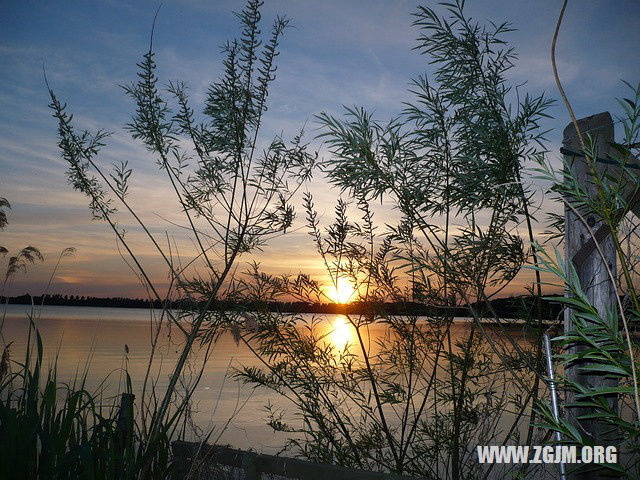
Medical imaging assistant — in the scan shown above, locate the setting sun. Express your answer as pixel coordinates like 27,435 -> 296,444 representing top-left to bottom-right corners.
326,277 -> 356,304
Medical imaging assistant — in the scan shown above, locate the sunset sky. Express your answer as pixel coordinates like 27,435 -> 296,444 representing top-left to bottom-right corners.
1,0 -> 639,298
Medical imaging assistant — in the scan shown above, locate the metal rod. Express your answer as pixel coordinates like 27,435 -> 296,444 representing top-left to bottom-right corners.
544,333 -> 566,480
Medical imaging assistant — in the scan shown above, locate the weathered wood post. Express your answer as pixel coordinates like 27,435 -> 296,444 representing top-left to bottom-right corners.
563,112 -> 617,479
115,393 -> 135,479
242,451 -> 260,480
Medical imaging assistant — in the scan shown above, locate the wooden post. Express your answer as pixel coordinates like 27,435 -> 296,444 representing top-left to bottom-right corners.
563,112 -> 617,478
115,393 -> 135,479
242,451 -> 260,480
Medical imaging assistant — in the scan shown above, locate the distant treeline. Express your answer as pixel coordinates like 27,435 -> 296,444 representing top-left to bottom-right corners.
1,293 -> 563,320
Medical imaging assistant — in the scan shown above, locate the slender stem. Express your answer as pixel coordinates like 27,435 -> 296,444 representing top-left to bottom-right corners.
552,0 -> 584,149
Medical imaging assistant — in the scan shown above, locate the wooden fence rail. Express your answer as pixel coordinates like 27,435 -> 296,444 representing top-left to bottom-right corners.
171,441 -> 419,480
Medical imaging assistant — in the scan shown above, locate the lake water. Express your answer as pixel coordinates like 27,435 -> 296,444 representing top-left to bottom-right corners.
0,304 -> 534,458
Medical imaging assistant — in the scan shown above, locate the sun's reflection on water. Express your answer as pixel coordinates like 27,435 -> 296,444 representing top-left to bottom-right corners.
327,315 -> 357,352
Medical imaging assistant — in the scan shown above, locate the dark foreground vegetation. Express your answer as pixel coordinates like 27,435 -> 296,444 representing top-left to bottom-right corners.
1,319 -> 174,479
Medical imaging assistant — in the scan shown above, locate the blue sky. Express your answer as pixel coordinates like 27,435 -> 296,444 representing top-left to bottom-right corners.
1,0 -> 639,297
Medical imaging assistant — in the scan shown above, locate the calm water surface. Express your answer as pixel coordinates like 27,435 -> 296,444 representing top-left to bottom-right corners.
0,304 -> 531,456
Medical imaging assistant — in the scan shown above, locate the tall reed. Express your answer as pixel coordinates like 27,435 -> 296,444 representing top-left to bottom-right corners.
0,314 -> 172,479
